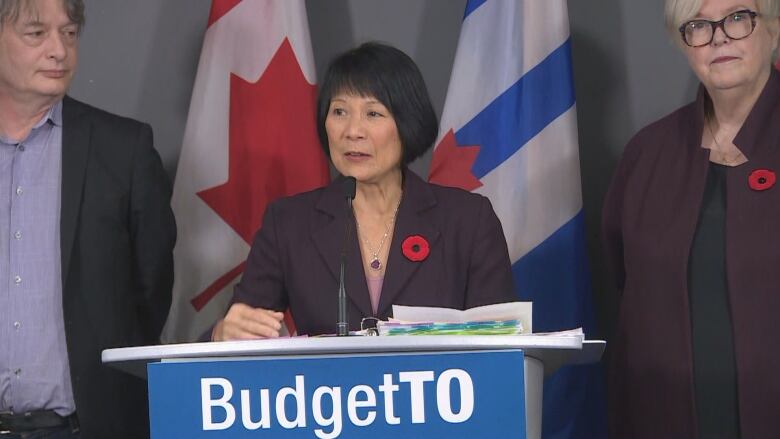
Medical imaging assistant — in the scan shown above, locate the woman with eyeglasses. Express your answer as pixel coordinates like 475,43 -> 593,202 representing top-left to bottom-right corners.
602,0 -> 780,437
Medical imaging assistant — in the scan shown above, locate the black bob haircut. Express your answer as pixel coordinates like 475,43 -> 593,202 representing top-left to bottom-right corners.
316,42 -> 439,166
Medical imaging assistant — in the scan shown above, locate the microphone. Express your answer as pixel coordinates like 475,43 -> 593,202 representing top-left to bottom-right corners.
337,176 -> 357,336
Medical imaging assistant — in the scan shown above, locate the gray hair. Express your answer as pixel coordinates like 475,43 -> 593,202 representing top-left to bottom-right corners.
665,0 -> 780,61
0,0 -> 85,30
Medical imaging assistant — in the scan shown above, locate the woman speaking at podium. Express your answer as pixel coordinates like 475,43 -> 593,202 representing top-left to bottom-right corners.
212,42 -> 516,340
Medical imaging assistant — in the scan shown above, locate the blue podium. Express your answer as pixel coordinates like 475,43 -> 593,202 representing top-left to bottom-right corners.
103,335 -> 604,439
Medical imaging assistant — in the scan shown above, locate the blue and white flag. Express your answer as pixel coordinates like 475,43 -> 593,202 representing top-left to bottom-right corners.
429,1 -> 606,437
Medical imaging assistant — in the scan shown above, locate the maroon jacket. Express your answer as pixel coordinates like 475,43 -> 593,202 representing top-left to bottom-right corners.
602,70 -> 780,438
233,170 -> 516,336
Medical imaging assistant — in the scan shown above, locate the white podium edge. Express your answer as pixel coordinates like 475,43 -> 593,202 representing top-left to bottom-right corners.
102,335 -> 605,379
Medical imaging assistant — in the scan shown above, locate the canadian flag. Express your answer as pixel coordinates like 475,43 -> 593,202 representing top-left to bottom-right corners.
162,0 -> 329,343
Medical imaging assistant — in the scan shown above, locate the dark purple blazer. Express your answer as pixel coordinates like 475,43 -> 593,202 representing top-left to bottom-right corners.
602,70 -> 780,438
233,170 -> 516,336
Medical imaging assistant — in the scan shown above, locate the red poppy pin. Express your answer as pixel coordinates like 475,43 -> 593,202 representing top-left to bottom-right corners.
748,169 -> 776,191
402,235 -> 430,262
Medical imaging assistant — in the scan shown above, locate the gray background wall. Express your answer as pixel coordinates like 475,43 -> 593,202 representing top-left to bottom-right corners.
70,0 -> 699,341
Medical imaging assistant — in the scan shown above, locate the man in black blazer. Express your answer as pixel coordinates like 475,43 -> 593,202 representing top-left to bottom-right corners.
0,0 -> 175,437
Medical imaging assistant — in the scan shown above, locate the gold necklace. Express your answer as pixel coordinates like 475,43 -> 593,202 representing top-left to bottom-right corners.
355,193 -> 402,271
706,120 -> 745,166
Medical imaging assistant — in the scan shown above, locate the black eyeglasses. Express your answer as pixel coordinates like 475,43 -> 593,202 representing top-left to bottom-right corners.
678,9 -> 758,47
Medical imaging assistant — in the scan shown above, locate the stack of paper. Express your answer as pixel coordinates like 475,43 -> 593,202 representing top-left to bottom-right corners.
377,302 -> 533,336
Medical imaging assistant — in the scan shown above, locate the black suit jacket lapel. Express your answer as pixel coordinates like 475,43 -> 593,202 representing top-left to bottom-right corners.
311,177 -> 373,317
377,171 -> 439,316
60,96 -> 92,287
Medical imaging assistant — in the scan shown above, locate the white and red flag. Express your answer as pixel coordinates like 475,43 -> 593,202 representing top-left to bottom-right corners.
162,0 -> 329,343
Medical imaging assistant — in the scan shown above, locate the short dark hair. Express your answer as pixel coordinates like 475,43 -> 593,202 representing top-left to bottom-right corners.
316,42 -> 439,166
0,0 -> 85,31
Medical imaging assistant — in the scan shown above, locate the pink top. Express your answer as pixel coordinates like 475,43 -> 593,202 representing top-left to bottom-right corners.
366,275 -> 384,315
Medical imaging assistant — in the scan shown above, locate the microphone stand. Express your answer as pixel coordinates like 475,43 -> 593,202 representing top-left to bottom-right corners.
337,177 -> 356,336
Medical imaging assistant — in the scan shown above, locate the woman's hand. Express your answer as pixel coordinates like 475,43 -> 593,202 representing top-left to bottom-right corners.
212,303 -> 285,341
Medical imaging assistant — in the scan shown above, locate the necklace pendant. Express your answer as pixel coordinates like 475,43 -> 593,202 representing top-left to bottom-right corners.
370,258 -> 382,270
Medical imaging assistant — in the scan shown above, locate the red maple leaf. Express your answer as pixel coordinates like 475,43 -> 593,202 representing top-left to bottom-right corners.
428,129 -> 483,191
208,0 -> 241,27
197,38 -> 329,244
191,38 -> 330,312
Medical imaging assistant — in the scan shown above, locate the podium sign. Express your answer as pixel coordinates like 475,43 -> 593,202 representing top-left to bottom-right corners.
148,349 -> 526,438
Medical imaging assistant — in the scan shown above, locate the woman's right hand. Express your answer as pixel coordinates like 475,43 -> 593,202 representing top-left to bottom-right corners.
212,303 -> 285,341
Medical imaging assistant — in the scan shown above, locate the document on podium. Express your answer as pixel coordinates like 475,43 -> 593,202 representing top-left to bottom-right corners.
379,301 -> 533,336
